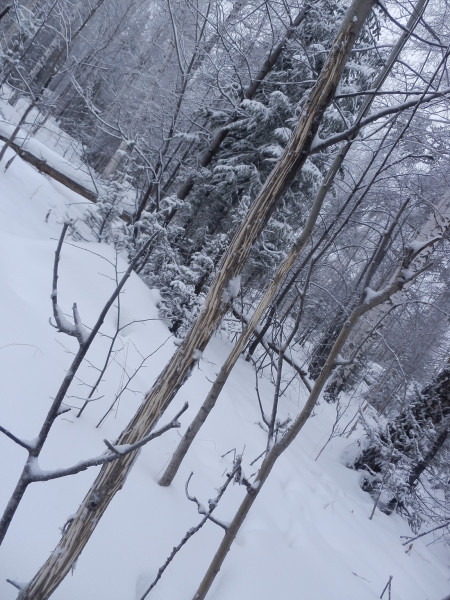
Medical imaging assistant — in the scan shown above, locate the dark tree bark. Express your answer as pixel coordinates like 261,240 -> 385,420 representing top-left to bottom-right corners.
0,5 -> 11,20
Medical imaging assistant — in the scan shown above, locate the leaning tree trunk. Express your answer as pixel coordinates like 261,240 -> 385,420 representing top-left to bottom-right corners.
326,194 -> 450,402
18,2 -> 376,597
247,0 -> 429,366
408,425 -> 448,488
192,218 -> 447,599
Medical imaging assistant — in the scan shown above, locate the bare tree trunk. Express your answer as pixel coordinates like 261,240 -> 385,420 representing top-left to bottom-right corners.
19,3 -> 375,597
326,194 -> 450,400
246,0 -> 429,362
192,219 -> 450,599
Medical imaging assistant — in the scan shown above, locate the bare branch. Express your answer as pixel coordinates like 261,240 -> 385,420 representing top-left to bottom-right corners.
50,222 -> 79,339
139,459 -> 242,600
28,403 -> 188,483
6,579 -> 22,591
311,90 -> 450,154
103,402 -> 189,455
0,425 -> 34,452
401,520 -> 450,545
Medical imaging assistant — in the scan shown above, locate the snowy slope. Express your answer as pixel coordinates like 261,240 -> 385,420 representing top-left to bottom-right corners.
0,141 -> 449,600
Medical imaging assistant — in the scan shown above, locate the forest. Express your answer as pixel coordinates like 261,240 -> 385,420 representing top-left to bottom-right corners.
0,0 -> 449,598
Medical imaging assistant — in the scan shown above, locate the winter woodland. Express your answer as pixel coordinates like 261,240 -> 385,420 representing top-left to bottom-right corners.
0,0 -> 450,598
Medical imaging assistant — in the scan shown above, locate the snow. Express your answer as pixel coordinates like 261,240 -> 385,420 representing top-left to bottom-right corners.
240,99 -> 269,119
26,457 -> 43,479
0,133 -> 449,600
261,143 -> 284,158
53,303 -> 79,337
192,349 -> 203,362
408,238 -> 433,254
273,127 -> 292,143
363,286 -> 384,305
221,274 -> 241,304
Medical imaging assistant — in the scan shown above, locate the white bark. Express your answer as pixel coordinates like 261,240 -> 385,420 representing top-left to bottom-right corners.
193,198 -> 450,599
19,3 -> 377,597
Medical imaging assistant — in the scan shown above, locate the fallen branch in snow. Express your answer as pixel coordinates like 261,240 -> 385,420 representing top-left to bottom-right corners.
0,132 -> 98,203
400,520 -> 450,545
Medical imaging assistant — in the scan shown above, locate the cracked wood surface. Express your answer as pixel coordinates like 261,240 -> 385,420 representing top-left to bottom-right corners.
19,2 -> 376,597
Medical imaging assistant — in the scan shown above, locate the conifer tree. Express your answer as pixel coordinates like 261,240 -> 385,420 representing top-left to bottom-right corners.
355,362 -> 450,522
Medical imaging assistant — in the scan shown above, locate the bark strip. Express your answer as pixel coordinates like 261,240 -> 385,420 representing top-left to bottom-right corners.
19,3 -> 376,597
192,213 -> 450,599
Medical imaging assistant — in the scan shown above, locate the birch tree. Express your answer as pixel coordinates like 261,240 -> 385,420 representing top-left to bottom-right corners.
16,2 -> 377,597
192,195 -> 450,599
157,0 -> 435,486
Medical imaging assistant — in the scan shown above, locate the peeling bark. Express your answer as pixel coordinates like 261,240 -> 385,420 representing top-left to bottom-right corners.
20,2 -> 376,597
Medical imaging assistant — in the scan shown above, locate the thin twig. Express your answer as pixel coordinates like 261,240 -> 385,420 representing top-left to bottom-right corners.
139,458 -> 241,600
380,575 -> 392,599
0,425 -> 34,451
28,403 -> 189,482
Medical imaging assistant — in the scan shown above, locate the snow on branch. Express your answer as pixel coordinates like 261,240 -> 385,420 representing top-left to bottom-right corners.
0,425 -> 35,452
25,403 -> 188,483
137,458 -> 242,600
361,196 -> 450,310
50,222 -> 89,346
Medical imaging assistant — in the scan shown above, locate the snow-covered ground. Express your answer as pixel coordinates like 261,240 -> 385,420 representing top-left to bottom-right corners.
0,131 -> 449,599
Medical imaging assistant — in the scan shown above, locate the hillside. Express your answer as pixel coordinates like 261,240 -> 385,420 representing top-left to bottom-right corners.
0,130 -> 449,599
